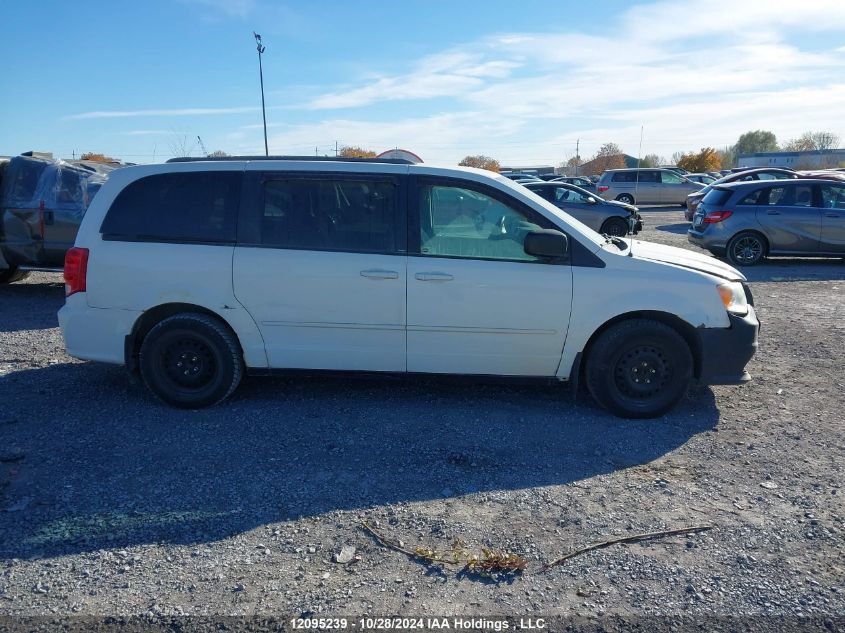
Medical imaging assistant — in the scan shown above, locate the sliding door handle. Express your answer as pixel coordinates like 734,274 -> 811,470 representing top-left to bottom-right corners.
360,269 -> 398,280
415,272 -> 454,282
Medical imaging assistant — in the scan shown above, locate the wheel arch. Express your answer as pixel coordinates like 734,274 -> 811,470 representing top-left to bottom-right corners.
124,302 -> 243,374
576,310 -> 703,382
729,229 -> 770,256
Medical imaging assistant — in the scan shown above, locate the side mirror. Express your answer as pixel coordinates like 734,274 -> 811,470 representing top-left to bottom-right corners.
524,229 -> 568,259
587,196 -> 598,204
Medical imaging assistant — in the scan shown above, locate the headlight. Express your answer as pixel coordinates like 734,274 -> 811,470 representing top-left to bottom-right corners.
717,282 -> 748,316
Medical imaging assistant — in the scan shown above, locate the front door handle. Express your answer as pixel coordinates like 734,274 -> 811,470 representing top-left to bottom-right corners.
825,212 -> 841,218
360,269 -> 398,280
766,210 -> 781,215
415,272 -> 454,282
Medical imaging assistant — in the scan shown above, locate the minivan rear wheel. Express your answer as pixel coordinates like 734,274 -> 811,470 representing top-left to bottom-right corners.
600,217 -> 629,237
616,194 -> 635,205
0,266 -> 30,284
586,319 -> 693,419
139,312 -> 243,409
726,231 -> 766,266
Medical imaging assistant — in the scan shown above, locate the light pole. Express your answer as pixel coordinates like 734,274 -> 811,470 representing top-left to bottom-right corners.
253,32 -> 268,156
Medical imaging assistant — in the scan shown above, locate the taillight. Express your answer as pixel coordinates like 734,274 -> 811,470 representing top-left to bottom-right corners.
702,210 -> 733,224
597,185 -> 609,193
64,247 -> 89,296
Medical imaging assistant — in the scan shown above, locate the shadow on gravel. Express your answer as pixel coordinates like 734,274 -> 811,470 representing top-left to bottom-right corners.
0,362 -> 719,560
0,280 -> 64,332
654,223 -> 691,235
740,259 -> 845,283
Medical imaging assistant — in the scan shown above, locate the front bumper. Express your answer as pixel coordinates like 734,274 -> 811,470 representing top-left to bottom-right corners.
696,306 -> 759,385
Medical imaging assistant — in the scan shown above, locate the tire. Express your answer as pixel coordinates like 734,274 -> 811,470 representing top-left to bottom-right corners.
0,266 -> 30,284
139,312 -> 243,409
586,319 -> 693,419
726,231 -> 766,267
600,217 -> 629,237
616,194 -> 635,205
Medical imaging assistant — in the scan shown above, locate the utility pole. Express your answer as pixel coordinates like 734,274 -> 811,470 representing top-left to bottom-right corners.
335,141 -> 338,157
575,139 -> 580,175
253,32 -> 269,157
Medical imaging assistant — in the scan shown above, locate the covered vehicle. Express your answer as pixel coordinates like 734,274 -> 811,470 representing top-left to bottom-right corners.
0,155 -> 112,282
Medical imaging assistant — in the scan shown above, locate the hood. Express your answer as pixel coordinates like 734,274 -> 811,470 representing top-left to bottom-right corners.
606,200 -> 639,213
626,240 -> 746,281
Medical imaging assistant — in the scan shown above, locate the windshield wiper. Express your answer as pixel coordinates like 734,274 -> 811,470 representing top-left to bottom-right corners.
602,234 -> 629,251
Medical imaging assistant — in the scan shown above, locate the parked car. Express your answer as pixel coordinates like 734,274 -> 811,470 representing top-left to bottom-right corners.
552,176 -> 596,191
0,154 -> 113,283
596,168 -> 703,206
509,174 -> 543,183
59,156 -> 758,418
797,170 -> 845,182
660,166 -> 689,175
707,171 -> 723,179
523,181 -> 642,236
684,168 -> 799,221
687,179 -> 845,266
684,173 -> 717,185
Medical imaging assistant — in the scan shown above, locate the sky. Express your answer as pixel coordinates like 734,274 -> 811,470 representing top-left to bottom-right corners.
1,0 -> 844,166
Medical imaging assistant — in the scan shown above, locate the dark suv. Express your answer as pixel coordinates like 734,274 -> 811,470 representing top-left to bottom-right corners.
687,179 -> 845,265
0,155 -> 112,282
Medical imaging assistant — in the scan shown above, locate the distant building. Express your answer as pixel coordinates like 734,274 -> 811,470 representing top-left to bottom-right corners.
737,148 -> 845,169
500,164 -> 555,177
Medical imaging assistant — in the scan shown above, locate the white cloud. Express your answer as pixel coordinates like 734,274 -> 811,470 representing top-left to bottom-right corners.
287,0 -> 845,162
123,130 -> 171,136
65,106 -> 260,120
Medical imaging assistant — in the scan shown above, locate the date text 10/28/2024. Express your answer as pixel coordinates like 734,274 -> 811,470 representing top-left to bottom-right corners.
291,618 -> 547,631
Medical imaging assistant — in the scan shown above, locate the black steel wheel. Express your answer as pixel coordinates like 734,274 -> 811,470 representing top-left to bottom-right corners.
600,217 -> 629,237
139,312 -> 243,408
726,231 -> 766,266
586,319 -> 692,419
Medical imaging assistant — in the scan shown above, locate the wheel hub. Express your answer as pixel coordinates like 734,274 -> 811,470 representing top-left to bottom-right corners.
163,339 -> 215,389
614,346 -> 671,399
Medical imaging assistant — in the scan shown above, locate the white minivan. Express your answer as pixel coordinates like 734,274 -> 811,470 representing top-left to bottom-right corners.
59,157 -> 759,418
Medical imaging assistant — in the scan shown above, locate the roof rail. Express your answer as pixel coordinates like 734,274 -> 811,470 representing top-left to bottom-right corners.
166,155 -> 414,165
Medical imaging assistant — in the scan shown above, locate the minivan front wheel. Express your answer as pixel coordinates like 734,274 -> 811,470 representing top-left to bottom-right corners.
616,194 -> 635,205
586,319 -> 692,419
726,231 -> 766,266
139,312 -> 243,408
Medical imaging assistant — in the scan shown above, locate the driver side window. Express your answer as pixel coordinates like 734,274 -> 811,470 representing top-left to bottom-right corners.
418,184 -> 543,261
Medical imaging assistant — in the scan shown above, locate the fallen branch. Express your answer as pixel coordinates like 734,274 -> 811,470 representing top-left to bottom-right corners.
362,520 -> 461,567
362,521 -> 527,575
541,525 -> 714,572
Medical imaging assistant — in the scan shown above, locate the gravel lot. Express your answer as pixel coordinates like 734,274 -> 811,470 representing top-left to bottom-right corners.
1,208 -> 843,625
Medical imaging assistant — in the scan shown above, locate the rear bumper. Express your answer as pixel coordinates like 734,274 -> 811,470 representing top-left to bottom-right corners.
687,229 -> 726,256
697,307 -> 759,385
58,294 -> 140,365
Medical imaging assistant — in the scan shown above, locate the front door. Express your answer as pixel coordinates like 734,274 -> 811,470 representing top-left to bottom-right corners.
406,177 -> 572,376
233,172 -> 407,371
820,183 -> 845,253
755,183 -> 822,253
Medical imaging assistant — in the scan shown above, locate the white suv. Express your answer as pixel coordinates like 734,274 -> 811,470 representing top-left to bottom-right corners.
59,157 -> 759,418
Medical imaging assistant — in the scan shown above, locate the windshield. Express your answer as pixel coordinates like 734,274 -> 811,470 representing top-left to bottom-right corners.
495,177 -> 606,247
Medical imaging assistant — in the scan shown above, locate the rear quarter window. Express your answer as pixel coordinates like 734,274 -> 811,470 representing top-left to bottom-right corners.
100,171 -> 241,243
611,172 -> 636,183
701,188 -> 732,206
